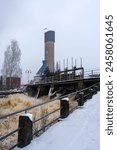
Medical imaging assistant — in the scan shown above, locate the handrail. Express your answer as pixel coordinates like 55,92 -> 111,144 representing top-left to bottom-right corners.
33,108 -> 61,124
0,98 -> 57,120
9,144 -> 18,150
0,128 -> 20,141
0,82 -> 100,120
33,117 -> 60,136
0,82 -> 100,149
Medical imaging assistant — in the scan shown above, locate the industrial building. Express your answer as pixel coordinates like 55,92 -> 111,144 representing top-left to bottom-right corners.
45,30 -> 55,72
35,30 -> 55,82
0,76 -> 21,90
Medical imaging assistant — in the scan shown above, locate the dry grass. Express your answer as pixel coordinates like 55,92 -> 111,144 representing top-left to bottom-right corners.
0,93 -> 77,149
69,95 -> 78,111
0,94 -> 37,116
0,94 -> 60,150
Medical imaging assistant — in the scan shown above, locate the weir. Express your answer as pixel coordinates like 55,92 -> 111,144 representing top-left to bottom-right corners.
26,68 -> 100,97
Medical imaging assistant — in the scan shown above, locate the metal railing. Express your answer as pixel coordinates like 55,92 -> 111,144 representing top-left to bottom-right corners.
84,69 -> 100,79
0,98 -> 61,149
34,69 -> 100,84
0,82 -> 100,149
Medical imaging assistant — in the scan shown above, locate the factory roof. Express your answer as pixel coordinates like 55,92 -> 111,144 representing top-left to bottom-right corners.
36,60 -> 48,76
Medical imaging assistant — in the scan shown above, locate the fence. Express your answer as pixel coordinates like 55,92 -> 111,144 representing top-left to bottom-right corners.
84,69 -> 100,79
0,82 -> 100,149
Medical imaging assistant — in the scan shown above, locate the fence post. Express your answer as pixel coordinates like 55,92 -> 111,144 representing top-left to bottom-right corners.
88,88 -> 93,99
96,84 -> 100,92
18,113 -> 33,148
93,86 -> 98,94
78,92 -> 84,106
98,84 -> 100,91
60,97 -> 69,118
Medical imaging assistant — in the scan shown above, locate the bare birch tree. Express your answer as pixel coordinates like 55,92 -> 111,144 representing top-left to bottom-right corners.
2,40 -> 22,77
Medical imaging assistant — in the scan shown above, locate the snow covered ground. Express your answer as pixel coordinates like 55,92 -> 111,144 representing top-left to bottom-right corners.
16,92 -> 100,150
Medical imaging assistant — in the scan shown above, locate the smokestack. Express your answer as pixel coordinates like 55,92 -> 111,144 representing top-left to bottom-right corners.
44,30 -> 55,72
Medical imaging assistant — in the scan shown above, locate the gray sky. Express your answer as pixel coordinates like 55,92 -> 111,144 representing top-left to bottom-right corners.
0,0 -> 99,84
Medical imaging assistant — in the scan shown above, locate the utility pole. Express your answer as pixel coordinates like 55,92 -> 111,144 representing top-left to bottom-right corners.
80,57 -> 83,67
66,58 -> 68,69
71,57 -> 73,69
75,59 -> 77,67
63,59 -> 65,70
25,69 -> 31,84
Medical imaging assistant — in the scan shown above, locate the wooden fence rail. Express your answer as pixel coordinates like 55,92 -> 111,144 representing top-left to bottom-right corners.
0,82 -> 100,149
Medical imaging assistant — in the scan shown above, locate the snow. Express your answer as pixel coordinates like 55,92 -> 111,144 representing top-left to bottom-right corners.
22,113 -> 33,121
16,92 -> 100,150
61,97 -> 69,101
79,92 -> 84,94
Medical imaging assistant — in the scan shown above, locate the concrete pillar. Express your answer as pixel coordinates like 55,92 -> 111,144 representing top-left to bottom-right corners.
93,86 -> 98,94
78,92 -> 84,106
18,114 -> 33,148
60,97 -> 69,118
88,88 -> 93,99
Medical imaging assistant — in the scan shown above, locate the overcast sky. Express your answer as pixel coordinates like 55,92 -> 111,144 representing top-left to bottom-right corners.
0,0 -> 99,84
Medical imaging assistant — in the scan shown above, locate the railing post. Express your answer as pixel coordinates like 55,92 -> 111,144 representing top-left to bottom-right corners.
85,89 -> 90,101
78,92 -> 84,106
93,86 -> 98,94
18,113 -> 33,148
97,83 -> 100,91
60,97 -> 69,118
88,88 -> 93,99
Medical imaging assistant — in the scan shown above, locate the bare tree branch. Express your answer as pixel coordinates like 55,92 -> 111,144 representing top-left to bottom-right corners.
2,40 -> 22,78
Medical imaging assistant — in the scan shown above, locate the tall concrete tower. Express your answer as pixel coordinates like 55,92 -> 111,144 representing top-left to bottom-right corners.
45,30 -> 55,72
